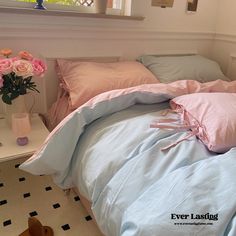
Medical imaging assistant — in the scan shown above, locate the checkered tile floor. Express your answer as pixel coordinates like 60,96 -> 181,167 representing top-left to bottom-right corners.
0,157 -> 102,236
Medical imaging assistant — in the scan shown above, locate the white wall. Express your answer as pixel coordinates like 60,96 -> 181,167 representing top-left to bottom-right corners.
0,0 -> 220,113
132,0 -> 218,32
215,0 -> 236,34
212,0 -> 236,75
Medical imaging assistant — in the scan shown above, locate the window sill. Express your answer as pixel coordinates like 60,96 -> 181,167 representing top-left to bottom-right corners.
0,6 -> 145,21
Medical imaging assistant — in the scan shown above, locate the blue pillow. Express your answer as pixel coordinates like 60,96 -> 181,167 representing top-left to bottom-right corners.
137,55 -> 228,83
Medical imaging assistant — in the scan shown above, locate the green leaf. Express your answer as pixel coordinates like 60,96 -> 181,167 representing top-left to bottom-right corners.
19,87 -> 27,95
10,92 -> 19,100
2,93 -> 12,105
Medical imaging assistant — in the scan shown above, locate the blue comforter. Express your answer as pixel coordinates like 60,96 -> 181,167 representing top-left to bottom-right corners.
20,81 -> 236,236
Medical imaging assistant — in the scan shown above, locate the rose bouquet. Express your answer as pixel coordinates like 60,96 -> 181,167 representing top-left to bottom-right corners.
0,49 -> 47,104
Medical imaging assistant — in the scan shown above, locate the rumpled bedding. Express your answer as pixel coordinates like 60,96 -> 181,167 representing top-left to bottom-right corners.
20,79 -> 236,236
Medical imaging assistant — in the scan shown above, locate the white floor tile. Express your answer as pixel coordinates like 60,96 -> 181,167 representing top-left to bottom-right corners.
0,157 -> 102,236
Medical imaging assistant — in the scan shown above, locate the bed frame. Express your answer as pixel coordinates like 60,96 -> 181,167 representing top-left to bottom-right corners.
44,51 -> 236,235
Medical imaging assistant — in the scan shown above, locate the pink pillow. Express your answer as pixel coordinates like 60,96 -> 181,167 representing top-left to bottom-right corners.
56,60 -> 159,109
170,93 -> 236,153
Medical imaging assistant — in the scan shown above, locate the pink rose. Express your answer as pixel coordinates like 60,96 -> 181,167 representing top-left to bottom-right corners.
0,58 -> 13,75
11,57 -> 19,62
13,60 -> 33,78
0,74 -> 3,88
18,51 -> 33,61
32,59 -> 47,77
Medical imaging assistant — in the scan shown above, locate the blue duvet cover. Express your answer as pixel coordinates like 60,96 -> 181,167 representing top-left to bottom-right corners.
20,81 -> 236,236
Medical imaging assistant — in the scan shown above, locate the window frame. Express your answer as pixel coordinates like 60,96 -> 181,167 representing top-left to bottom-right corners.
0,0 -> 131,16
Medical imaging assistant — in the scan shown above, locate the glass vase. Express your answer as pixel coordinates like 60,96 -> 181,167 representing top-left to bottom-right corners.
4,96 -> 28,127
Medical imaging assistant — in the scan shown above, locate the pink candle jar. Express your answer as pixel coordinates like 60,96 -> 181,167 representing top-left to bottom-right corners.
12,113 -> 31,146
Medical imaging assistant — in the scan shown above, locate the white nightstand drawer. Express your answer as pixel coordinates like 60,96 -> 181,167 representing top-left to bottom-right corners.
0,114 -> 49,162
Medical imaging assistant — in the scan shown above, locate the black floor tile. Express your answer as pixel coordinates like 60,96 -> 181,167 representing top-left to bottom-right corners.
85,215 -> 92,221
53,203 -> 61,209
3,219 -> 11,227
15,164 -> 20,168
0,200 -> 7,206
19,177 -> 26,182
61,224 -> 70,231
45,186 -> 52,191
29,211 -> 38,217
74,196 -> 80,201
23,193 -> 31,198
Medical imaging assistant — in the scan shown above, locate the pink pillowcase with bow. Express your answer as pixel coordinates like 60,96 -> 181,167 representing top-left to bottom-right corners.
170,93 -> 236,153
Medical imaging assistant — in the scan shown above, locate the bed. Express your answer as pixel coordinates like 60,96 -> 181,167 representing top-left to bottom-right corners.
20,54 -> 236,236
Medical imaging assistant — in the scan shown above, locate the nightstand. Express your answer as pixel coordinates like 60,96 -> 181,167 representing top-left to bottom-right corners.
0,114 -> 49,162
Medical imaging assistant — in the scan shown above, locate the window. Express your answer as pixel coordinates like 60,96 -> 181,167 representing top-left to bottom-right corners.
0,0 -> 131,16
